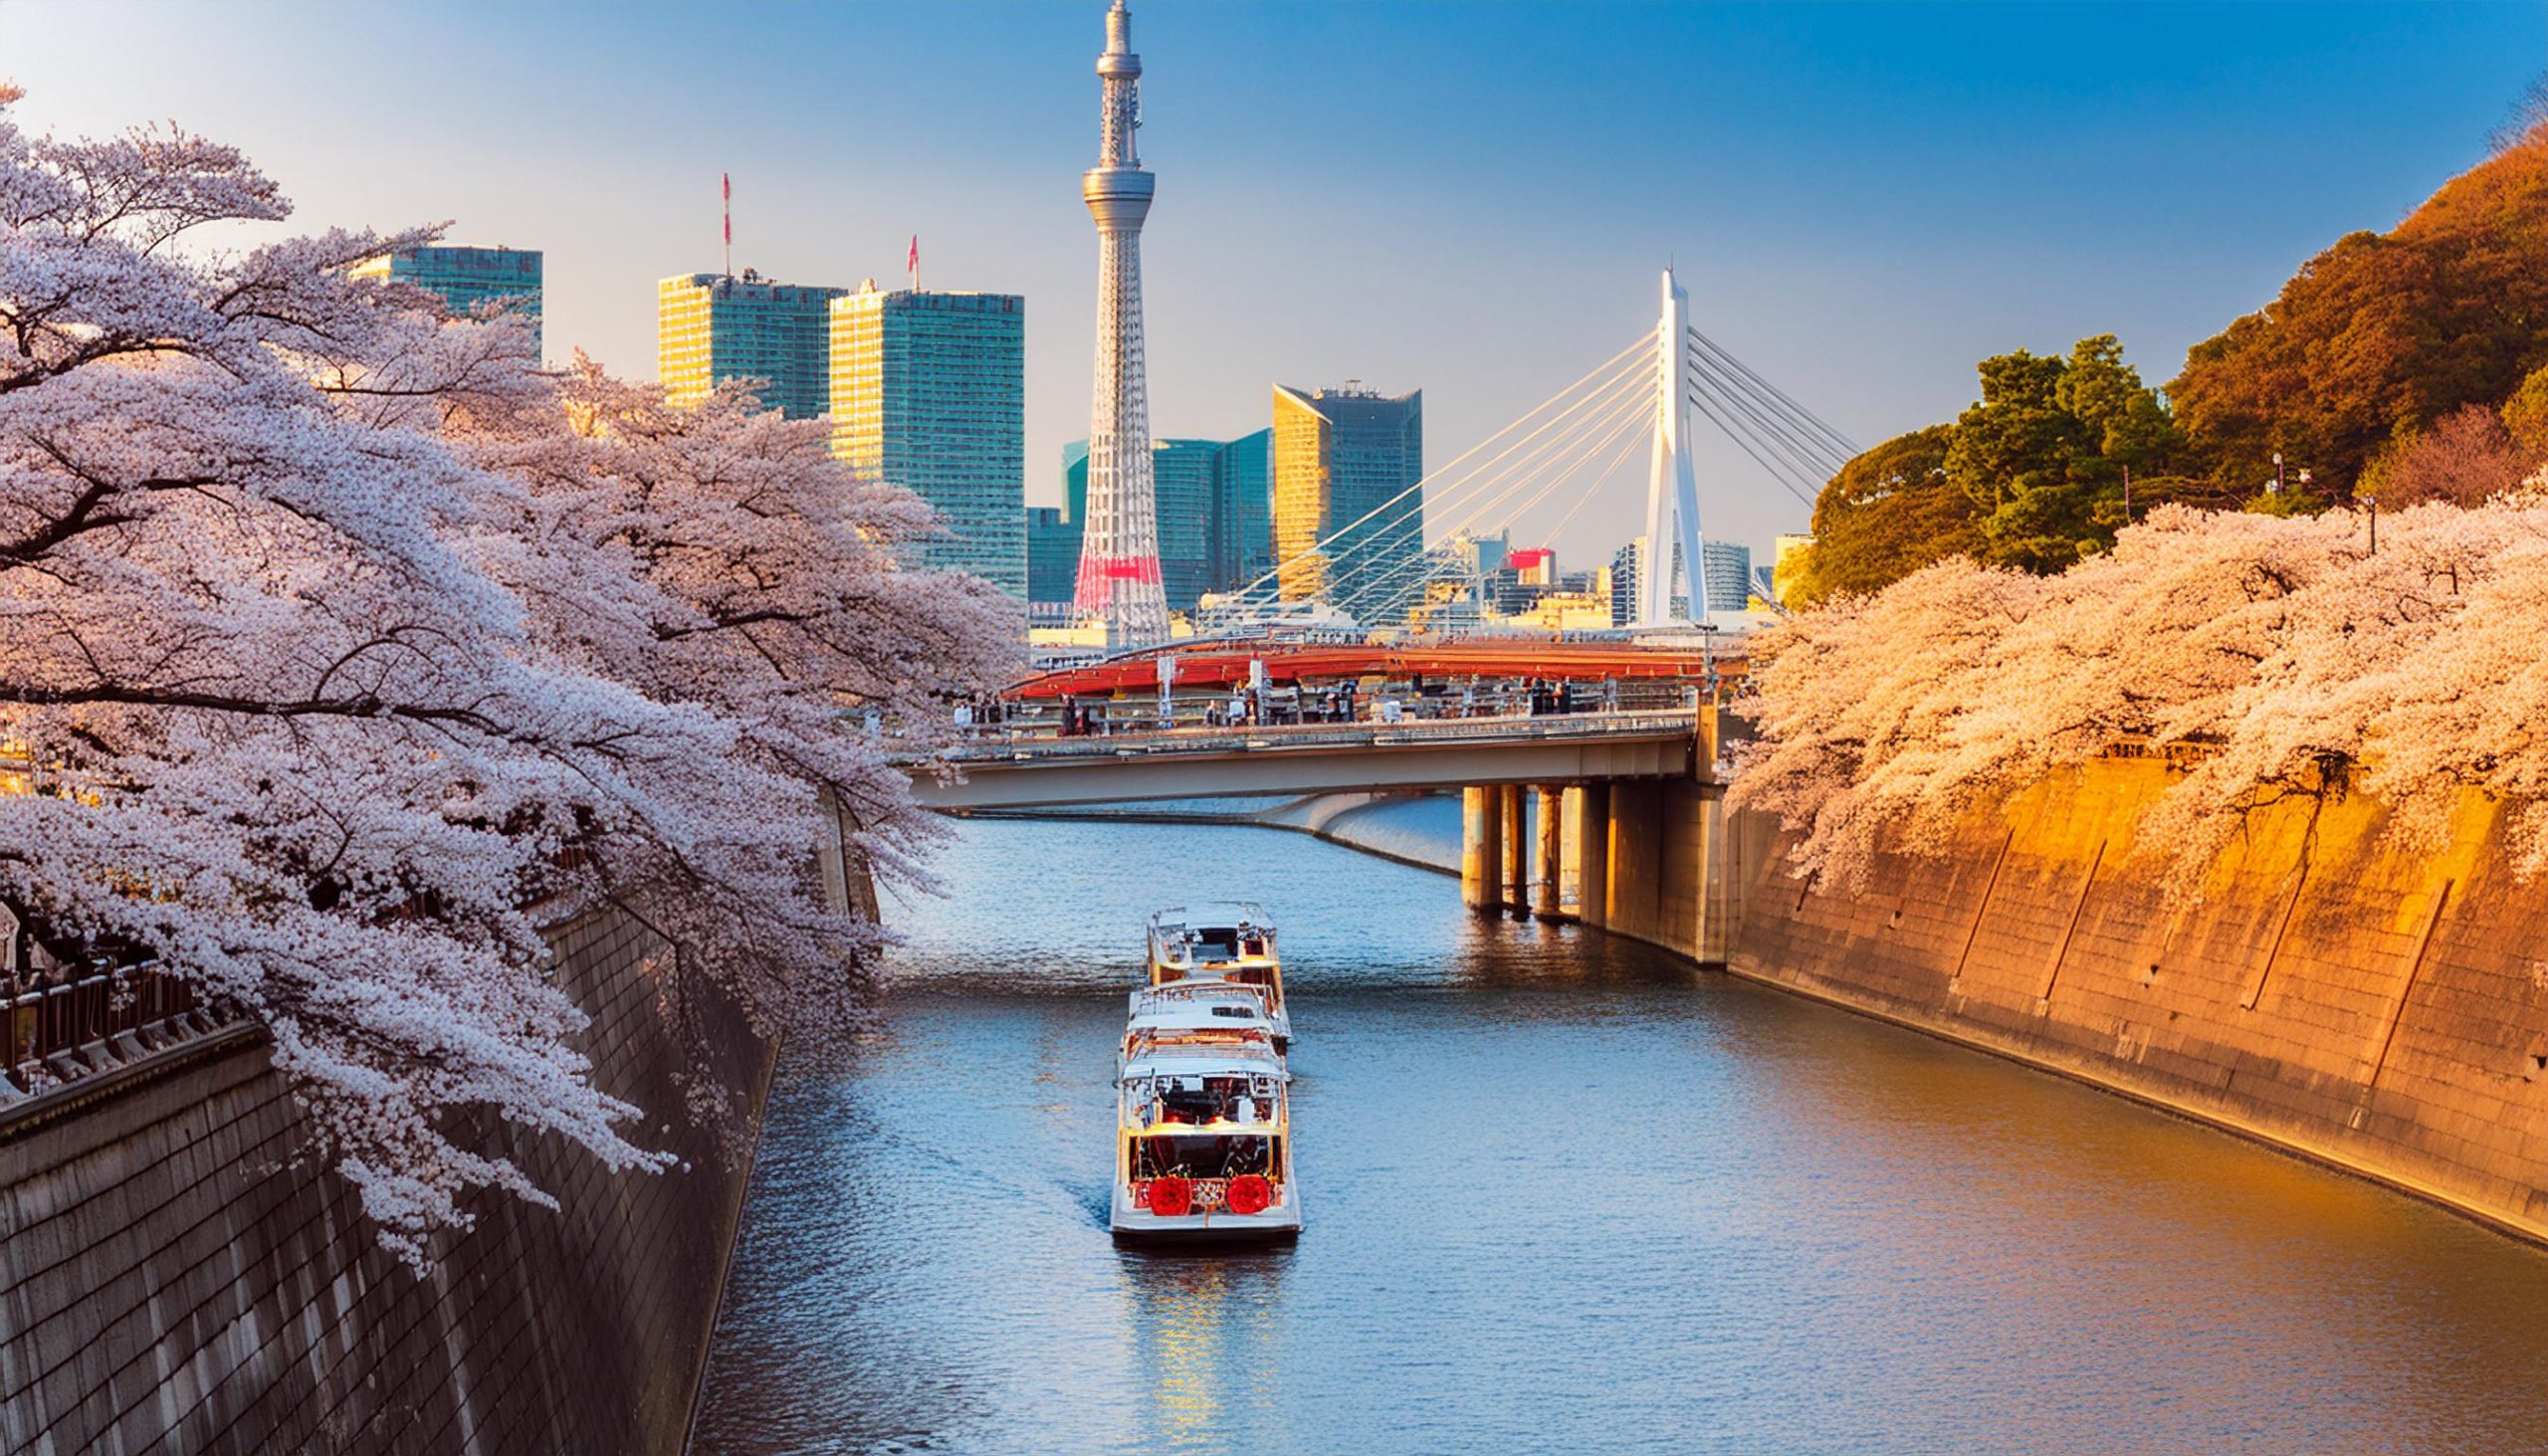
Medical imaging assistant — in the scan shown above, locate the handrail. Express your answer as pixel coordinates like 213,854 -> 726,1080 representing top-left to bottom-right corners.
924,707 -> 1701,767
2,960 -> 244,1098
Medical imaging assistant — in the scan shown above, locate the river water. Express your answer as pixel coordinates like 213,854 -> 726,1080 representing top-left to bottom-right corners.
692,808 -> 2548,1456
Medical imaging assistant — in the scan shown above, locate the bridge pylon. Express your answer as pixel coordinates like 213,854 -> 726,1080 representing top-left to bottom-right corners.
1635,267 -> 1706,628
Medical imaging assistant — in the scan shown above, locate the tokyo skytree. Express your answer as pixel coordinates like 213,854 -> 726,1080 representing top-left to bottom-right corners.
1072,0 -> 1170,645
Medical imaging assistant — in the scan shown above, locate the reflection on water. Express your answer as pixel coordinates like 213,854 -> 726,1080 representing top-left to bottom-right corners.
692,815 -> 2548,1456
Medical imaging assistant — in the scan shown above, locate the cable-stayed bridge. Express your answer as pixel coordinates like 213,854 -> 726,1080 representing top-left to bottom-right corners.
1201,267 -> 1857,637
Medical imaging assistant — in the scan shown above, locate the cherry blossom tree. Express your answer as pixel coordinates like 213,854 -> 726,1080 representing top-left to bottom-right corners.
0,90 -> 1013,1264
1733,482 -> 2548,895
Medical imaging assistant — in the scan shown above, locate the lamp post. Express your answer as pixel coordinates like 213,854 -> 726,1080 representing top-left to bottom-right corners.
2364,495 -> 2379,555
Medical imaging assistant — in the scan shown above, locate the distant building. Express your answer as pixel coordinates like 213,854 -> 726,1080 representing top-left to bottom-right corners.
658,269 -> 846,420
1610,534 -> 1691,626
352,245 -> 542,355
1700,539 -> 1752,616
1027,506 -> 1083,609
1772,532 -> 1816,605
828,284 -> 1026,597
1209,429 -> 1274,598
1750,563 -> 1779,607
1271,383 -> 1423,625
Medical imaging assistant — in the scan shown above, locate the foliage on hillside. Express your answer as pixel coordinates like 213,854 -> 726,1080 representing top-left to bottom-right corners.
1790,104 -> 2548,601
2171,118 -> 2548,498
0,92 -> 1016,1264
1732,484 -> 2548,893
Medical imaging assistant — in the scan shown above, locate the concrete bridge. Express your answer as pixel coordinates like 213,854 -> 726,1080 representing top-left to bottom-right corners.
913,705 -> 1746,966
912,709 -> 1702,811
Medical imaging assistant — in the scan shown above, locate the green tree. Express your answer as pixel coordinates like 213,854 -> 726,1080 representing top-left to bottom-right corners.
1791,425 -> 1975,604
1945,336 -> 2183,572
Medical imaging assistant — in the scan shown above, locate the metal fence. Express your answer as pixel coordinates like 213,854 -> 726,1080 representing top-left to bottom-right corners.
2,962 -> 234,1097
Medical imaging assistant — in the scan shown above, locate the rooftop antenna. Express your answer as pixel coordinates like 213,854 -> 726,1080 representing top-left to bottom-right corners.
722,172 -> 733,280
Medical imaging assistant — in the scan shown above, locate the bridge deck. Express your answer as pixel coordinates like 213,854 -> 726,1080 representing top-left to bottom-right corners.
910,710 -> 1700,811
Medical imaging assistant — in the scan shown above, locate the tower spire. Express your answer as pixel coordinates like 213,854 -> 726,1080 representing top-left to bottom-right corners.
1072,0 -> 1170,645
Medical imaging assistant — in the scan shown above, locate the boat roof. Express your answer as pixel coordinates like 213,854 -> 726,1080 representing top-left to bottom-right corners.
1148,901 -> 1273,930
1119,1048 -> 1287,1081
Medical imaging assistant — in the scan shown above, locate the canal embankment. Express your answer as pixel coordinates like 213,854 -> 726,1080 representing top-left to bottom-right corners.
1715,754 -> 2548,1248
0,907 -> 773,1454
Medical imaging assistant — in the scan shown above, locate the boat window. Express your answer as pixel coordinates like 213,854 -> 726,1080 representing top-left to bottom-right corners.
1132,1135 -> 1275,1181
1127,1074 -> 1281,1126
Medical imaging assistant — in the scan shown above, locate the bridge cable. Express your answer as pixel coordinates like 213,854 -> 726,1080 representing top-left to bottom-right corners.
1689,328 -> 1861,459
1227,331 -> 1653,608
1688,347 -> 1855,481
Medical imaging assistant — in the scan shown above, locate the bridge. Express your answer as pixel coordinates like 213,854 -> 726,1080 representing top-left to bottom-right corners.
911,709 -> 1701,811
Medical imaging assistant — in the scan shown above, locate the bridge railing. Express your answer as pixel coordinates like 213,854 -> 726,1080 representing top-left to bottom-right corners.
932,706 -> 1702,764
972,678 -> 1703,742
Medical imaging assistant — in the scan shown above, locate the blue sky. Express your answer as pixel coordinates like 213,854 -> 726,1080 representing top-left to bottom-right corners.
5,1 -> 2540,562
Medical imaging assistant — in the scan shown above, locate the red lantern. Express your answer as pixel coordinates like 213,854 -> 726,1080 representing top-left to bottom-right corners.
1148,1175 -> 1192,1217
1225,1173 -> 1273,1216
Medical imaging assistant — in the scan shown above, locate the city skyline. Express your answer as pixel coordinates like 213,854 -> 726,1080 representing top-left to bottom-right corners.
8,2 -> 2537,566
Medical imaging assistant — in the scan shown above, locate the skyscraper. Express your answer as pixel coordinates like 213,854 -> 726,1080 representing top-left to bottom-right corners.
1271,383 -> 1424,626
1072,0 -> 1169,644
1209,429 -> 1273,597
1026,507 -> 1083,608
351,245 -> 542,356
1700,539 -> 1752,616
657,270 -> 844,420
829,284 -> 1027,598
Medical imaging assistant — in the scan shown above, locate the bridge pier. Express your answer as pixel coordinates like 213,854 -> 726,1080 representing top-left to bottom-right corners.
1461,785 -> 1505,912
1532,786 -> 1564,920
1575,782 -> 1610,930
1501,783 -> 1528,913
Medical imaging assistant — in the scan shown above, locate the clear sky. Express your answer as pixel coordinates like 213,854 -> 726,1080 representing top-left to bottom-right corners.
4,0 -> 2541,564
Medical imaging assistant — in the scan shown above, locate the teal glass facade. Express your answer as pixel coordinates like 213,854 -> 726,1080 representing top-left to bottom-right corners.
830,288 -> 1026,598
659,271 -> 845,421
1027,506 -> 1083,608
355,245 -> 541,355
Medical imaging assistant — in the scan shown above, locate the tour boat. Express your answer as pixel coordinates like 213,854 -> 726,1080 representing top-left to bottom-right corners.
1144,902 -> 1291,1049
1110,1041 -> 1301,1242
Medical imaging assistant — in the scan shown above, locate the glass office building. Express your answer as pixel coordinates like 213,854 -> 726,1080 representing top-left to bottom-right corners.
1700,539 -> 1753,615
1271,384 -> 1423,626
1026,506 -> 1083,608
351,245 -> 542,356
658,270 -> 845,420
829,285 -> 1027,598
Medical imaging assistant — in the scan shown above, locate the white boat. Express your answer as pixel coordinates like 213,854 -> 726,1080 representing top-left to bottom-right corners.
1145,902 -> 1291,1050
1109,1039 -> 1301,1242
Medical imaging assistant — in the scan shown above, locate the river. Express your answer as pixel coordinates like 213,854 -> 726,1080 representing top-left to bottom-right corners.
691,806 -> 2548,1455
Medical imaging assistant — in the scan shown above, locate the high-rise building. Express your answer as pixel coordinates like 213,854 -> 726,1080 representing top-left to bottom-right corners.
1073,0 -> 1169,643
1700,539 -> 1752,616
658,269 -> 844,420
1063,431 -> 1273,610
828,284 -> 1026,597
1610,534 -> 1692,627
352,245 -> 542,355
1151,440 -> 1219,611
1271,383 -> 1423,625
1027,507 -> 1083,608
1210,429 -> 1273,598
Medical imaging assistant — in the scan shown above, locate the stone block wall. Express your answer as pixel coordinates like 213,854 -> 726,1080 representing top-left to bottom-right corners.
0,908 -> 777,1454
1720,755 -> 2548,1243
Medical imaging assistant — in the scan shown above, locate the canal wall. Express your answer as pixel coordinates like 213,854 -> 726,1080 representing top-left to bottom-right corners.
1709,755 -> 2548,1245
0,907 -> 777,1455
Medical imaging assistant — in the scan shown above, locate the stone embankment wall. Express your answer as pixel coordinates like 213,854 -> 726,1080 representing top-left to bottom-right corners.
1716,755 -> 2548,1244
0,909 -> 777,1454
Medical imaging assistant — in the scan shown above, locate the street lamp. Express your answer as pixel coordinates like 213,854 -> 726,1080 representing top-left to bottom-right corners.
2363,494 -> 2379,555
